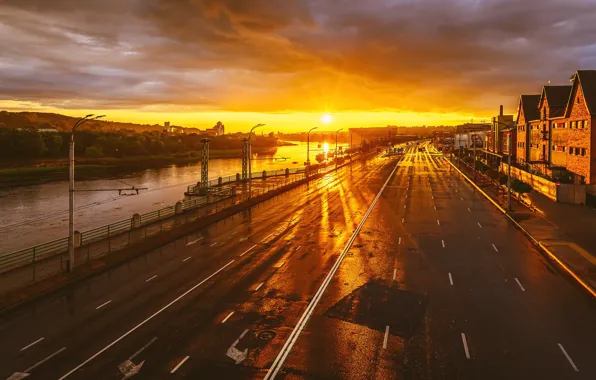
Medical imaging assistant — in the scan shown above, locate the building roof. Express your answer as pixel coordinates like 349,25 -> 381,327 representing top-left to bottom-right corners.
542,85 -> 572,107
519,94 -> 540,122
575,70 -> 596,115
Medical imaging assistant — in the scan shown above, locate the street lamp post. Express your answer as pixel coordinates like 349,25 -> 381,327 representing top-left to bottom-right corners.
248,123 -> 265,199
493,120 -> 516,211
306,126 -> 318,165
335,128 -> 343,169
68,114 -> 105,272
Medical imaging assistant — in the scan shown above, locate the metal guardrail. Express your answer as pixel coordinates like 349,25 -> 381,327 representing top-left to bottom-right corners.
186,167 -> 307,194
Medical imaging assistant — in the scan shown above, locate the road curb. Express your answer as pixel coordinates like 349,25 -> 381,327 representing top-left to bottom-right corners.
446,158 -> 596,299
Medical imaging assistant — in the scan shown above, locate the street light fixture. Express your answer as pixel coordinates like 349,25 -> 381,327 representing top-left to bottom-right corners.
494,120 -> 516,211
68,114 -> 105,272
335,128 -> 343,168
306,126 -> 318,165
248,123 -> 265,198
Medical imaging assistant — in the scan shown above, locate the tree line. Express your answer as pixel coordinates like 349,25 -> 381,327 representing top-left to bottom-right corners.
0,128 -> 277,161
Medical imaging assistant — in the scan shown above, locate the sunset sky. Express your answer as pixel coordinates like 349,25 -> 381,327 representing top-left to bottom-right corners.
1,0 -> 596,132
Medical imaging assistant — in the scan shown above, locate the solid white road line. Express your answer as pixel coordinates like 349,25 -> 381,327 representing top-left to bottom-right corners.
383,326 -> 389,349
129,337 -> 158,361
25,347 -> 67,373
393,269 -> 397,281
182,256 -> 191,262
448,273 -> 454,286
492,244 -> 499,252
58,260 -> 236,379
558,343 -> 579,372
255,282 -> 264,291
261,232 -> 275,242
240,245 -> 257,257
477,222 -> 483,228
441,240 -> 445,248
461,333 -> 470,359
170,356 -> 190,374
210,242 -> 218,247
263,156 -> 403,380
145,275 -> 158,283
186,237 -> 204,246
20,337 -> 44,352
222,311 -> 235,324
514,278 -> 526,292
96,300 -> 112,310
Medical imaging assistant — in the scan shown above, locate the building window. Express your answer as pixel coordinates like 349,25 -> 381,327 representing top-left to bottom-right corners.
581,120 -> 586,129
562,146 -> 566,152
564,122 -> 567,128
582,148 -> 587,156
570,121 -> 575,128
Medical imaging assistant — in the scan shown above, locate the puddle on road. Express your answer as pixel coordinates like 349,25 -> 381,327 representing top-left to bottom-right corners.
325,280 -> 427,338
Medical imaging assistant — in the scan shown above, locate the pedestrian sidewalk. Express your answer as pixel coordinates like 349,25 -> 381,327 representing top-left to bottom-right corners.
452,158 -> 596,296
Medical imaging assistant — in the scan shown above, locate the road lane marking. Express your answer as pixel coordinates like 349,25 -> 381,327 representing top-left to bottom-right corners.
448,273 -> 454,286
145,275 -> 158,283
477,222 -> 483,228
309,233 -> 313,237
492,244 -> 499,252
96,300 -> 112,310
514,278 -> 526,292
129,337 -> 158,360
383,326 -> 389,349
182,256 -> 191,262
58,259 -> 236,379
240,245 -> 257,257
295,246 -> 302,251
398,237 -> 401,245
264,156 -> 403,380
170,356 -> 190,374
261,232 -> 275,242
24,347 -> 67,373
433,205 -> 436,211
210,242 -> 218,247
404,204 -> 406,208
255,282 -> 264,291
437,220 -> 440,226
461,197 -> 464,201
441,240 -> 445,248
393,269 -> 397,281
275,262 -> 285,268
467,207 -> 471,212
232,329 -> 250,348
20,337 -> 44,352
222,311 -> 235,324
558,344 -> 579,372
461,333 -> 470,359
186,237 -> 204,246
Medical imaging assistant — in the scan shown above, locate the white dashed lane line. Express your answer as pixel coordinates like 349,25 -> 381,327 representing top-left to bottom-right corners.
20,337 -> 44,352
514,278 -> 526,292
96,300 -> 112,310
145,275 -> 158,283
222,311 -> 235,324
170,356 -> 190,374
461,333 -> 470,359
558,343 -> 579,372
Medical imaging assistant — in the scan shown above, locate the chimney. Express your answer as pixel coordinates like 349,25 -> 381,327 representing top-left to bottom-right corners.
499,105 -> 503,116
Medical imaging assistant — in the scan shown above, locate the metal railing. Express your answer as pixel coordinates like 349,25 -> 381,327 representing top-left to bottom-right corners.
186,167 -> 306,194
0,152 -> 362,292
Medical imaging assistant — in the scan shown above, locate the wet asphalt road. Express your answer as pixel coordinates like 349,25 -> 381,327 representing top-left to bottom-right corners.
1,143 -> 595,380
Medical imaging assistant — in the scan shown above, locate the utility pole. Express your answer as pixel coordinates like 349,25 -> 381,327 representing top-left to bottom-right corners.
306,126 -> 318,166
248,123 -> 265,198
68,114 -> 105,272
241,138 -> 248,183
200,138 -> 210,193
508,132 -> 512,211
335,128 -> 343,170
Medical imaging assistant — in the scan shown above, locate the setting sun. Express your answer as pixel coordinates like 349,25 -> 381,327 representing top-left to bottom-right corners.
321,114 -> 333,124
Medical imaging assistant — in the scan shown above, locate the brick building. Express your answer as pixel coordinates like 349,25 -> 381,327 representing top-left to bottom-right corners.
562,71 -> 596,184
515,94 -> 540,168
514,70 -> 596,184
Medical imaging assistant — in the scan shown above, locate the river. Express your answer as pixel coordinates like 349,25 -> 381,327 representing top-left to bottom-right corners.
0,142 -> 347,254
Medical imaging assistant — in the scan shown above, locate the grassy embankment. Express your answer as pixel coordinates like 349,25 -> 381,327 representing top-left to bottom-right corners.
0,147 -> 276,189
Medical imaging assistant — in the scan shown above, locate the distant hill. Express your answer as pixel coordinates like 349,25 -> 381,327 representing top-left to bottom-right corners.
0,111 -> 165,134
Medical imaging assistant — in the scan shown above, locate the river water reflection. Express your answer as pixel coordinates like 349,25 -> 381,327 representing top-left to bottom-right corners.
0,142 -> 342,253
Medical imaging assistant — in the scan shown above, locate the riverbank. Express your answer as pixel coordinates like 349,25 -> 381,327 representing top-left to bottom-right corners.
0,147 -> 277,189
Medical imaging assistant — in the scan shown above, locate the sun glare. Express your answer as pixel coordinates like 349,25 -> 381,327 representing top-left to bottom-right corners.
321,114 -> 333,124
323,142 -> 329,153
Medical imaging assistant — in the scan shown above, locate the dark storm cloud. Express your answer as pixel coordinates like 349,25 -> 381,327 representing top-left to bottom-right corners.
1,0 -> 596,114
